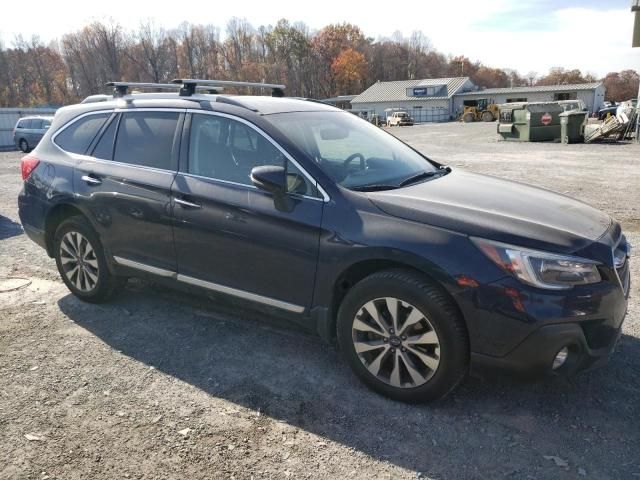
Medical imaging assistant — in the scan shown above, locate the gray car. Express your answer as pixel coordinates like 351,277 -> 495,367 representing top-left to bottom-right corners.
13,116 -> 54,152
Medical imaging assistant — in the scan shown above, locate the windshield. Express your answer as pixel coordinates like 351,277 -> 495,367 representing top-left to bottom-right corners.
264,111 -> 437,190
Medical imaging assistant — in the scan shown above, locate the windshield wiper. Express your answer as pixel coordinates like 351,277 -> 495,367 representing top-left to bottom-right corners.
351,184 -> 399,192
398,166 -> 450,187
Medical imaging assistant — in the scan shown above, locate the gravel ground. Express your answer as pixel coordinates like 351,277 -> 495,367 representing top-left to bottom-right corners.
1,122 -> 639,480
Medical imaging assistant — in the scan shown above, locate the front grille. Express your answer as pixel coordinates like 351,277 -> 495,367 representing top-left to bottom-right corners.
616,258 -> 630,297
613,236 -> 630,297
581,319 -> 618,350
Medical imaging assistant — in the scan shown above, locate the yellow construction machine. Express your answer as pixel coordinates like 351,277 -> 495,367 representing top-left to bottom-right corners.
461,98 -> 499,122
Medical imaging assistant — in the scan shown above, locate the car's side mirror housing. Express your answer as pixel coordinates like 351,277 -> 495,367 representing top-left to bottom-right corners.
251,165 -> 286,196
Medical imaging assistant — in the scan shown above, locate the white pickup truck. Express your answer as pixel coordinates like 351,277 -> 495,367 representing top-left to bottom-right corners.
386,111 -> 414,127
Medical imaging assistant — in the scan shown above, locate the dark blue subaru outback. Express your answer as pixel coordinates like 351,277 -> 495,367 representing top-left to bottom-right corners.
18,80 -> 630,402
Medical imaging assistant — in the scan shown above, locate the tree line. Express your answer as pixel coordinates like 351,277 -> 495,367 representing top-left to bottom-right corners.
0,19 -> 638,107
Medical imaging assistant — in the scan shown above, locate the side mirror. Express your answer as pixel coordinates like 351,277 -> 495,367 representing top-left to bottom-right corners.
251,165 -> 286,196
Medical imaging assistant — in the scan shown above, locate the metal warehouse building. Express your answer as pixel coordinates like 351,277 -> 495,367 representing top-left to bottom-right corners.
350,77 -> 473,123
453,82 -> 606,116
350,78 -> 605,122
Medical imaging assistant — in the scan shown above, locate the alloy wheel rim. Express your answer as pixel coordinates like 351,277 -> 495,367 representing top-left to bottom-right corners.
352,297 -> 440,388
59,231 -> 99,292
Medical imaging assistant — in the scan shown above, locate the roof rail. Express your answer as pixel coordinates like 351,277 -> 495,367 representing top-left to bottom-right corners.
82,94 -> 113,104
105,82 -> 224,98
295,97 -> 331,106
171,79 -> 285,98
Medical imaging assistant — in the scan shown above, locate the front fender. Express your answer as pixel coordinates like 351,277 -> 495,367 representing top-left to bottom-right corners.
312,202 -> 506,312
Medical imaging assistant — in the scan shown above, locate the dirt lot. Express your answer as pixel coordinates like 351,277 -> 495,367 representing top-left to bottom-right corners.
1,122 -> 639,480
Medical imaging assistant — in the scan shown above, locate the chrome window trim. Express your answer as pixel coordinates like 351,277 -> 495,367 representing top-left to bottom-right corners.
53,107 -> 331,203
186,109 -> 330,202
51,108 -> 186,163
179,171 -> 323,203
51,109 -> 115,156
113,255 -> 305,313
75,154 -> 178,176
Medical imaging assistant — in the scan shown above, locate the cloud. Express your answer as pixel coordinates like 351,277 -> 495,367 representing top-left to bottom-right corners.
433,5 -> 637,76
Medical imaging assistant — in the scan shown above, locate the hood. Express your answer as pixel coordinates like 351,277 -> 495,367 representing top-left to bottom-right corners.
367,170 -> 612,254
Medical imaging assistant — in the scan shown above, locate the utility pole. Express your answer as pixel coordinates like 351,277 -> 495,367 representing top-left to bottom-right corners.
633,0 -> 640,142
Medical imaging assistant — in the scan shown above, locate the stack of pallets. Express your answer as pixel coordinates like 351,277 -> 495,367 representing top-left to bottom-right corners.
584,108 -> 638,143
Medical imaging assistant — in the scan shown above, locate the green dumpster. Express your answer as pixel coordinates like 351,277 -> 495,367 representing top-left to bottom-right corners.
559,110 -> 588,144
497,102 -> 564,142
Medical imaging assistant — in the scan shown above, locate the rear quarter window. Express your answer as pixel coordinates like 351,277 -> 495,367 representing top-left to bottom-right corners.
54,113 -> 110,155
91,115 -> 119,160
17,119 -> 31,129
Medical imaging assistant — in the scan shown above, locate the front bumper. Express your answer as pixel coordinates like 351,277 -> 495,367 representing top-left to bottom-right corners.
469,320 -> 623,379
455,262 -> 629,379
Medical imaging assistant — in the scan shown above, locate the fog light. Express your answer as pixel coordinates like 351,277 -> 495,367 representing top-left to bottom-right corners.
552,347 -> 569,370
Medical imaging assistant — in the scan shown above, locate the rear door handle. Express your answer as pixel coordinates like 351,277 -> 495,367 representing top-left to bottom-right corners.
174,197 -> 202,209
81,174 -> 102,185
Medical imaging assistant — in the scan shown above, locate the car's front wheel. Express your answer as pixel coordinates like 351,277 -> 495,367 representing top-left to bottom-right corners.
337,270 -> 469,403
53,216 -> 125,303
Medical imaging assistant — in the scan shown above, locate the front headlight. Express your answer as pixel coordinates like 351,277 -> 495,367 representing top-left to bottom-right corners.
472,237 -> 601,290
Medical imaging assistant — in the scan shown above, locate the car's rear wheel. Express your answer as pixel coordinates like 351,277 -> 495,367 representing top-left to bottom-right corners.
19,139 -> 29,153
337,270 -> 469,403
53,216 -> 125,303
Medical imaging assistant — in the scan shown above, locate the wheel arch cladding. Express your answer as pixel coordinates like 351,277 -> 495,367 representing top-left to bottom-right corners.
327,260 -> 468,342
45,203 -> 85,257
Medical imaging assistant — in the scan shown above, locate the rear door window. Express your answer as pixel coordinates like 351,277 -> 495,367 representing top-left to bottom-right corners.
113,111 -> 179,170
31,119 -> 44,129
54,113 -> 110,155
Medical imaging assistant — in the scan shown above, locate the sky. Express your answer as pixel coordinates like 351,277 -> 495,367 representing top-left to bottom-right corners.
0,0 -> 638,77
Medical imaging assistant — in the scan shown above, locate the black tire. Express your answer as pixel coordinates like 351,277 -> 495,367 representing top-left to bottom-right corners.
462,112 -> 475,123
53,216 -> 125,303
337,269 -> 469,403
19,139 -> 29,153
482,111 -> 494,122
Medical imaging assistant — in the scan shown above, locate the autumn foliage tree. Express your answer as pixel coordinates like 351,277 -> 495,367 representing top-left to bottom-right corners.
536,67 -> 597,86
602,70 -> 639,102
312,23 -> 367,97
331,48 -> 367,94
0,19 -> 636,107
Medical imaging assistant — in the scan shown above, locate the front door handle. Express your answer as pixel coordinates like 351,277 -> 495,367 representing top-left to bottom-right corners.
81,174 -> 102,185
174,197 -> 202,209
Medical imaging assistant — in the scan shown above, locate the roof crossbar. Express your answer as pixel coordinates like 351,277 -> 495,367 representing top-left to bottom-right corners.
171,79 -> 286,98
105,82 -> 224,97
